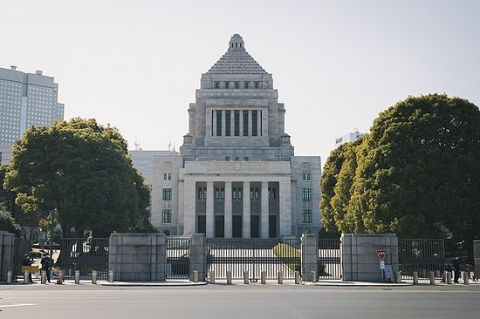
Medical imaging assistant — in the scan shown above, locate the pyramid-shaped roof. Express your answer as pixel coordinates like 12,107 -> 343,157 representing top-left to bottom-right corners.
206,34 -> 268,75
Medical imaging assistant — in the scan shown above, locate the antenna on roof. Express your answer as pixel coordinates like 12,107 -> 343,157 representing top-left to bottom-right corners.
134,138 -> 141,151
10,63 -> 17,71
168,137 -> 172,151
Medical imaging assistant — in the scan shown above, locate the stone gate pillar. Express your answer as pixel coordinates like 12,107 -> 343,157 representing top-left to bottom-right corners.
190,233 -> 206,281
474,240 -> 480,280
301,233 -> 319,282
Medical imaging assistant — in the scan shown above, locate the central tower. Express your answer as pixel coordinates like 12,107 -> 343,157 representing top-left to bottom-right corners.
180,34 -> 294,162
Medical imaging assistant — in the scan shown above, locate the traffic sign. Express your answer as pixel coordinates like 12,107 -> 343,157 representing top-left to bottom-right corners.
376,249 -> 387,261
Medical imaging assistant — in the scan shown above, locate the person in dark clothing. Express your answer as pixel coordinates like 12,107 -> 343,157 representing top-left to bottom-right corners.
40,254 -> 52,283
452,258 -> 461,283
22,254 -> 34,282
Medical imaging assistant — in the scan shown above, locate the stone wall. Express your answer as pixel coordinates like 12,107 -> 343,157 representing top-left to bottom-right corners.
0,231 -> 15,282
474,240 -> 480,279
109,233 -> 166,282
341,233 -> 398,282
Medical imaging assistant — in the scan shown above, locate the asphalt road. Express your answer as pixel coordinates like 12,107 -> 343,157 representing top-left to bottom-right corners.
1,284 -> 479,319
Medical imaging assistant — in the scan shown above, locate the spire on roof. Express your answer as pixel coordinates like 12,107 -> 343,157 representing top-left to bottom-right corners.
229,34 -> 245,50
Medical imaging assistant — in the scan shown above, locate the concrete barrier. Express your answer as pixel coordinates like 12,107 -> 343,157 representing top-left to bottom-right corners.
75,270 -> 80,284
429,271 -> 435,285
208,271 -> 215,284
463,272 -> 469,285
24,271 -> 30,284
447,272 -> 452,285
277,271 -> 283,284
311,271 -> 317,283
108,270 -> 114,283
294,271 -> 301,284
413,272 -> 418,285
7,270 -> 13,284
92,270 -> 97,284
396,271 -> 402,283
243,271 -> 249,284
226,271 -> 232,285
41,270 -> 46,284
261,271 -> 266,284
193,270 -> 199,283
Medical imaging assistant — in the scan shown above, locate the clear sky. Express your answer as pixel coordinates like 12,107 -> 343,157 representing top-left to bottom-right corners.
1,0 -> 479,161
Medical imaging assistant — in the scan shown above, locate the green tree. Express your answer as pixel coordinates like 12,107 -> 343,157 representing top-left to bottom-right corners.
347,94 -> 480,245
320,143 -> 349,232
4,118 -> 152,237
0,210 -> 21,236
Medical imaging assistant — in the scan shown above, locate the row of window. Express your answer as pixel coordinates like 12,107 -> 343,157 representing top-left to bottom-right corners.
161,208 -> 312,224
163,188 -> 312,201
212,110 -> 262,137
213,81 -> 261,89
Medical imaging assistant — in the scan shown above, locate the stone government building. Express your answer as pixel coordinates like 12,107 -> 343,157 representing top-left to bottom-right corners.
131,34 -> 321,238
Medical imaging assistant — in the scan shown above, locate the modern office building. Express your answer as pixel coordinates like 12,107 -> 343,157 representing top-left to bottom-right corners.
0,66 -> 64,163
335,129 -> 367,147
133,34 -> 322,238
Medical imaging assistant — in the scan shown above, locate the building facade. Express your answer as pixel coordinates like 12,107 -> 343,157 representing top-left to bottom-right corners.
0,66 -> 64,163
133,34 -> 321,237
335,129 -> 366,147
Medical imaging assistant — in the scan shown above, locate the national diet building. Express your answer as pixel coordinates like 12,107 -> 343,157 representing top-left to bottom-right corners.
132,34 -> 321,238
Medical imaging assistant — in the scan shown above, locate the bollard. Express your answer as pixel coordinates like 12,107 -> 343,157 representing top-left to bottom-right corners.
463,272 -> 469,285
56,270 -> 63,285
91,270 -> 98,284
24,271 -> 30,284
311,271 -> 317,283
226,271 -> 232,285
277,271 -> 283,285
193,270 -> 199,283
243,271 -> 249,284
108,270 -> 114,283
261,271 -> 267,285
208,271 -> 215,284
447,272 -> 452,285
41,270 -> 47,284
75,270 -> 80,284
7,270 -> 13,284
429,271 -> 435,285
295,271 -> 301,284
396,271 -> 402,283
413,271 -> 419,285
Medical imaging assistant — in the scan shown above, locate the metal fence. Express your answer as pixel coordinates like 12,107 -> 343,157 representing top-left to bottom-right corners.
398,239 -> 445,279
318,238 -> 342,280
206,237 -> 301,280
59,238 -> 109,279
165,237 -> 191,279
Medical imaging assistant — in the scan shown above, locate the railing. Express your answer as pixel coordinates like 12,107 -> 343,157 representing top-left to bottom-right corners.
59,238 -> 109,279
165,237 -> 191,279
398,239 -> 445,279
318,238 -> 341,280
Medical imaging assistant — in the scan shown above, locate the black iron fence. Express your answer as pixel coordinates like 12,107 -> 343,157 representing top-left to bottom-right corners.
318,238 -> 342,280
206,237 -> 301,280
165,237 -> 191,279
398,239 -> 445,279
59,238 -> 109,279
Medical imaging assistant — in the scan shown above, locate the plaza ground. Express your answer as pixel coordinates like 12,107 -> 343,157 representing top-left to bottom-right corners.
1,284 -> 479,319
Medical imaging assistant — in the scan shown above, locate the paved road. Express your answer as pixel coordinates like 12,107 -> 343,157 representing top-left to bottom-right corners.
1,284 -> 479,319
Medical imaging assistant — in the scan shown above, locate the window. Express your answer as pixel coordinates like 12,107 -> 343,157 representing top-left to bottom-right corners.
254,81 -> 260,89
225,156 -> 230,161
243,111 -> 248,136
162,209 -> 172,223
233,187 -> 242,200
214,81 -> 220,89
198,187 -> 207,200
225,110 -> 231,136
216,110 -> 222,136
215,187 -> 225,200
244,81 -> 249,89
234,81 -> 240,89
164,173 -> 172,180
302,188 -> 311,201
303,173 -> 311,181
302,210 -> 312,223
234,110 -> 240,136
224,82 -> 230,89
268,187 -> 276,200
250,187 -> 260,200
162,188 -> 172,201
244,156 -> 249,161
252,110 -> 258,136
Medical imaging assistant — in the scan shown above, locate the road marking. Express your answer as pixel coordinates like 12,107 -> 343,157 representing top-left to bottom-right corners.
0,303 -> 39,308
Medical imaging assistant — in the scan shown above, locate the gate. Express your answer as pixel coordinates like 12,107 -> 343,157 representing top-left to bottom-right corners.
318,238 -> 341,279
399,239 -> 445,279
165,237 -> 190,279
206,238 -> 300,280
59,238 -> 109,279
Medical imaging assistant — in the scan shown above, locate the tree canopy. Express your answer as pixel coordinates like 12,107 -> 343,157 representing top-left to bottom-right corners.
321,94 -> 480,243
4,118 -> 152,237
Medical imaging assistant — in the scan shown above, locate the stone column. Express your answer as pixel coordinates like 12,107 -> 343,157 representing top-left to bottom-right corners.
257,110 -> 262,136
224,181 -> 233,238
183,180 -> 196,235
206,181 -> 214,238
242,181 -> 251,238
301,233 -> 319,282
261,181 -> 269,238
279,179 -> 292,236
239,110 -> 244,136
230,110 -> 234,137
221,110 -> 226,136
190,233 -> 206,282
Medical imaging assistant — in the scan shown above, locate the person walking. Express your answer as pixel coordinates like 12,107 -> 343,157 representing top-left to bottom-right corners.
41,254 -> 52,283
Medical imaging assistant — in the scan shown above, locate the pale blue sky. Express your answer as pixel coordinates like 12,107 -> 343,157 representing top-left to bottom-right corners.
1,0 -> 479,161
